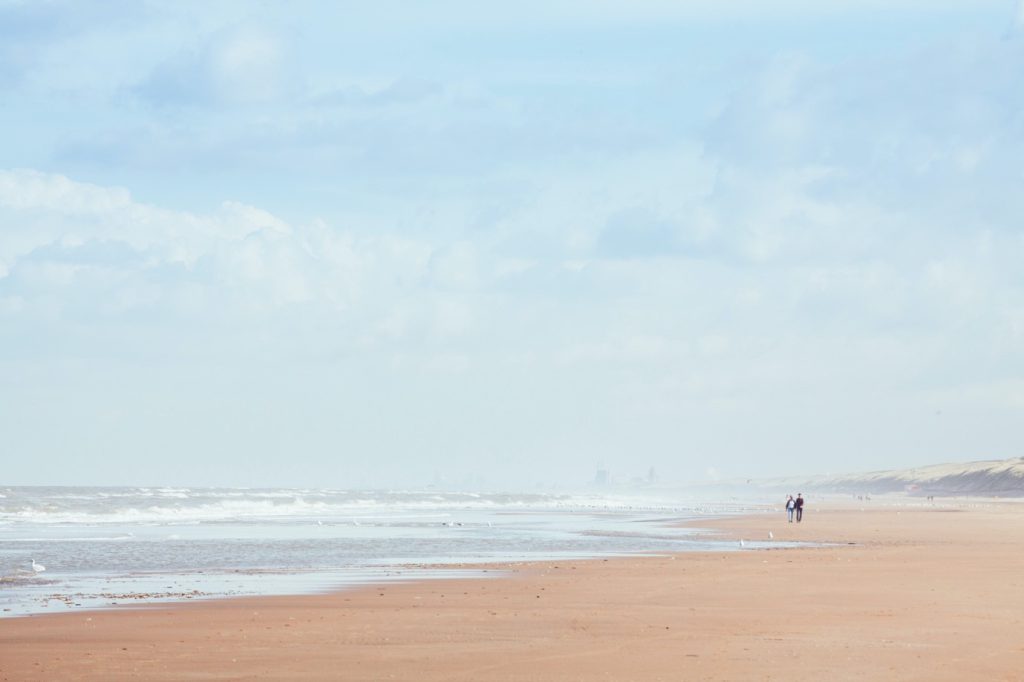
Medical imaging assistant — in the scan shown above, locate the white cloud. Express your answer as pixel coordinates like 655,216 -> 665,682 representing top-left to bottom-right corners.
210,26 -> 285,103
0,169 -> 132,213
4,2 -> 1024,485
429,241 -> 480,290
133,24 -> 289,107
0,170 -> 293,276
2,130 -> 1022,481
0,169 -> 430,322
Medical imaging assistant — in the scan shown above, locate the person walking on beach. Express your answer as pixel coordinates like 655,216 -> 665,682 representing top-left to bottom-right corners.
795,493 -> 804,523
785,495 -> 795,522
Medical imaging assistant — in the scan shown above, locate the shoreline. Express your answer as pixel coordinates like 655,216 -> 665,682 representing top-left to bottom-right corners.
3,501 -> 1023,680
0,504 -> 771,620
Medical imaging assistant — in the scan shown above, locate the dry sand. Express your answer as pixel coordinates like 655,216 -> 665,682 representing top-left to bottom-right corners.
3,501 -> 1024,681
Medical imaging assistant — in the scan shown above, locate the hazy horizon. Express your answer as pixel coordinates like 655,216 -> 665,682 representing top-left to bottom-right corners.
3,1 -> 1024,488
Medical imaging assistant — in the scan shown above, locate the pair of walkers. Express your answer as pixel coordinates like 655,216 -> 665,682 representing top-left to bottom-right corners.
785,494 -> 804,523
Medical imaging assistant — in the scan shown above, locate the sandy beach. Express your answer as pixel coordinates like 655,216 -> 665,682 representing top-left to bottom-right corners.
3,501 -> 1024,681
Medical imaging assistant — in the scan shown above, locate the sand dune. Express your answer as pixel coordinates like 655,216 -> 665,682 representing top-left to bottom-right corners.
751,455 -> 1024,497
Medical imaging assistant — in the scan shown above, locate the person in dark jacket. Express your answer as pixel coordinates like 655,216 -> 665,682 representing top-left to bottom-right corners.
795,493 -> 804,522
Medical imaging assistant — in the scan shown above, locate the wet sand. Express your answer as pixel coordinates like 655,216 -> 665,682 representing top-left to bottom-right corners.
3,501 -> 1024,681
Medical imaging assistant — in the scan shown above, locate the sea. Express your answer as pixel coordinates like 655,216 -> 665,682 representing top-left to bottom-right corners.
0,486 -> 775,618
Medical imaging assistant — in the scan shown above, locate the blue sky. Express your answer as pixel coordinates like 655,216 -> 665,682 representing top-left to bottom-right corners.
2,0 -> 1023,487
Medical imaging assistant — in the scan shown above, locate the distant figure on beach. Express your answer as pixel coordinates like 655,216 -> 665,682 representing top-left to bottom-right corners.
785,495 -> 795,522
795,493 -> 804,523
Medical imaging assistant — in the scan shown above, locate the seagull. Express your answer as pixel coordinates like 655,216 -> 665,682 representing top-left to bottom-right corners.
768,531 -> 774,540
31,559 -> 46,573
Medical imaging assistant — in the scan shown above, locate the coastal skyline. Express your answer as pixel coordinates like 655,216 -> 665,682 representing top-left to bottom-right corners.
3,0 -> 1024,487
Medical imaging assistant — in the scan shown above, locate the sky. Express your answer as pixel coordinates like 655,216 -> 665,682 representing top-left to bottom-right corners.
2,0 -> 1023,488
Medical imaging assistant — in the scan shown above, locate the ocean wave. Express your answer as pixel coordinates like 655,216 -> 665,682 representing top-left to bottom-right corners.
2,536 -> 136,543
0,488 -> 731,526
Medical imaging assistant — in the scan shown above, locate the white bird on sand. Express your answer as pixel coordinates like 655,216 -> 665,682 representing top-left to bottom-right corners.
31,559 -> 45,573
768,531 -> 774,540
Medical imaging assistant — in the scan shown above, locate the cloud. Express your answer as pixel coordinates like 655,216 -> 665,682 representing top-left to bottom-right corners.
133,24 -> 288,107
0,170 -> 349,318
697,35 -> 1024,286
4,3 -> 1024,484
0,169 -> 505,354
2,153 -> 1023,483
595,208 -> 680,259
0,169 -> 279,269
0,0 -> 154,93
311,77 -> 444,108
